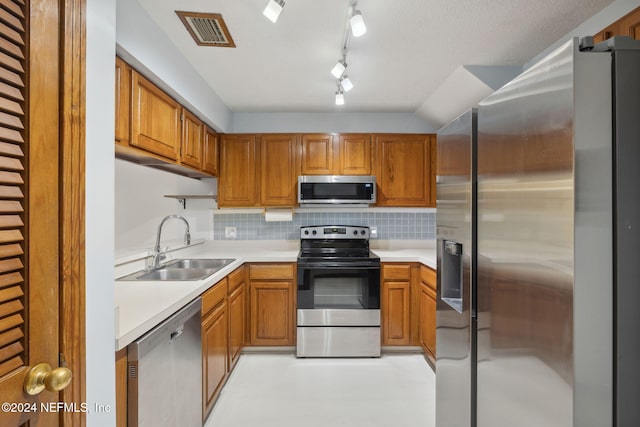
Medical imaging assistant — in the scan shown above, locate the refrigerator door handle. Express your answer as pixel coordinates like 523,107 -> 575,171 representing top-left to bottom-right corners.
441,240 -> 464,313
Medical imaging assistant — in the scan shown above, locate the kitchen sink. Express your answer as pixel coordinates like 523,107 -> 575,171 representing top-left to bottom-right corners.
133,268 -> 217,281
117,258 -> 236,281
165,258 -> 236,270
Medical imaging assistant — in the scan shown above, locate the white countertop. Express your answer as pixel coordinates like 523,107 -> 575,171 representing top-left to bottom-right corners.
114,240 -> 436,351
374,249 -> 436,267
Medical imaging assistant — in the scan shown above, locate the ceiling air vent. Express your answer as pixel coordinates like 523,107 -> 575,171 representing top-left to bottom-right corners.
176,11 -> 236,48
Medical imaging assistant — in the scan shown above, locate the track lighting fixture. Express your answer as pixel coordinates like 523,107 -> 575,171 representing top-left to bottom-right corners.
340,75 -> 353,92
263,0 -> 285,23
349,10 -> 366,37
328,2 -> 367,105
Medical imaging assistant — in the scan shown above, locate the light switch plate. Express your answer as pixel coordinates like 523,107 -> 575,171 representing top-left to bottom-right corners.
225,227 -> 237,239
370,226 -> 378,238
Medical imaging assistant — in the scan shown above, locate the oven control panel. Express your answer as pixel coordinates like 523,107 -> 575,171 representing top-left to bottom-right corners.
300,225 -> 370,239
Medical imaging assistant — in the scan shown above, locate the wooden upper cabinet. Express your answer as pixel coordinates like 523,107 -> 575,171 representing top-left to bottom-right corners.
593,6 -> 640,42
202,126 -> 219,176
338,134 -> 371,175
131,70 -> 181,160
301,134 -> 334,175
180,108 -> 203,169
115,57 -> 131,146
374,134 -> 434,207
430,136 -> 437,207
218,134 -> 258,207
621,7 -> 640,40
300,133 -> 372,175
260,134 -> 298,206
593,24 -> 619,43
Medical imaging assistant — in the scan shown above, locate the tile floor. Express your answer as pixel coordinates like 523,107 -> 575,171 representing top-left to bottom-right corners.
204,353 -> 436,427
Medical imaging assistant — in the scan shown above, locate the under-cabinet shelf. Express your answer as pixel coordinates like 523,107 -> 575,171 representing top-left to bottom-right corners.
164,194 -> 217,208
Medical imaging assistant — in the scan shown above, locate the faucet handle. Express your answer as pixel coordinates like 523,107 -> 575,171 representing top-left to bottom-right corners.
146,249 -> 167,270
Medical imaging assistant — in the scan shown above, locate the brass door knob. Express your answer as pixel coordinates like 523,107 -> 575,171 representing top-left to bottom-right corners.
23,363 -> 73,395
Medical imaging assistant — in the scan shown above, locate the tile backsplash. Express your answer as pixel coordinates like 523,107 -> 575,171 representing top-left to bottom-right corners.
213,211 -> 435,240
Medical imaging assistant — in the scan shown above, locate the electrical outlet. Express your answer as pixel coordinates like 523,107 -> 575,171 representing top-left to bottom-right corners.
225,227 -> 237,239
370,226 -> 378,238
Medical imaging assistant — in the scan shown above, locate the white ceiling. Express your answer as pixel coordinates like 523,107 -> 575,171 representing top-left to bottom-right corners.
135,0 -> 613,114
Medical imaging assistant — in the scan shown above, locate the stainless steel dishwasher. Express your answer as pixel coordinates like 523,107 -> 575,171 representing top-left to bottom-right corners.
127,298 -> 202,427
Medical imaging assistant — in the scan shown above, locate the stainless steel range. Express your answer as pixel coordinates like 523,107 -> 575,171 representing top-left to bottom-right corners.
296,225 -> 381,358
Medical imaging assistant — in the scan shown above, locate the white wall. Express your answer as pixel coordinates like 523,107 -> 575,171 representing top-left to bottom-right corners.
232,112 -> 436,133
115,159 -> 216,252
86,0 -> 116,425
116,0 -> 232,132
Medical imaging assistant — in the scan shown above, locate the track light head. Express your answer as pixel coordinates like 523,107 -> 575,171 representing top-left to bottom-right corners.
331,60 -> 347,79
350,10 -> 366,37
335,89 -> 345,106
263,0 -> 285,23
340,76 -> 354,92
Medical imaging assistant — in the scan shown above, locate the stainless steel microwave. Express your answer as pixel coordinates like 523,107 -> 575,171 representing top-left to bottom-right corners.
298,175 -> 376,205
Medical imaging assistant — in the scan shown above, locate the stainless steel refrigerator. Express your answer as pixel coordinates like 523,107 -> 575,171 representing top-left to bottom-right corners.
436,37 -> 640,427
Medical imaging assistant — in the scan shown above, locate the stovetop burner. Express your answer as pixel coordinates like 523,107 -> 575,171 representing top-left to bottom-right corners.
298,225 -> 380,266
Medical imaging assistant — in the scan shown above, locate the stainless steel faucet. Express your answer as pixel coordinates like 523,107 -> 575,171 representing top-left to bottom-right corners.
150,215 -> 191,269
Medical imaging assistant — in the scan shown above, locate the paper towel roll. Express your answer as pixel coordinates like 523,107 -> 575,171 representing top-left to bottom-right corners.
264,208 -> 294,222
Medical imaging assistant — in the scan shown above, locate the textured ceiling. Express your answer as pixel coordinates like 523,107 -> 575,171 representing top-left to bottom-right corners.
134,0 -> 614,113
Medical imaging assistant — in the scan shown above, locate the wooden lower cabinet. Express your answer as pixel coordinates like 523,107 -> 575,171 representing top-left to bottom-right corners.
382,281 -> 412,345
227,266 -> 246,370
202,278 -> 228,420
202,302 -> 227,418
115,348 -> 128,427
381,263 -> 413,345
419,265 -> 437,360
248,263 -> 296,346
381,262 -> 437,361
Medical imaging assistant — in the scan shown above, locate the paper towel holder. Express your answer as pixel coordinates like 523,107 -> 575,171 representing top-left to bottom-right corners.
263,207 -> 295,222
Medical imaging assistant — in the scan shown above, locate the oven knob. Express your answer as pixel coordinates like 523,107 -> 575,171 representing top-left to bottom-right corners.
312,230 -> 317,235
304,230 -> 309,235
353,230 -> 358,235
361,230 -> 366,235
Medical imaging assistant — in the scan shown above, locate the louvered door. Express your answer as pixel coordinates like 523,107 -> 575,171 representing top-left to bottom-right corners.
0,0 -> 63,426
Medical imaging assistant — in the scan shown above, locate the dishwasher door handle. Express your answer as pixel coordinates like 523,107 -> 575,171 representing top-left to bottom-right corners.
170,325 -> 184,341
